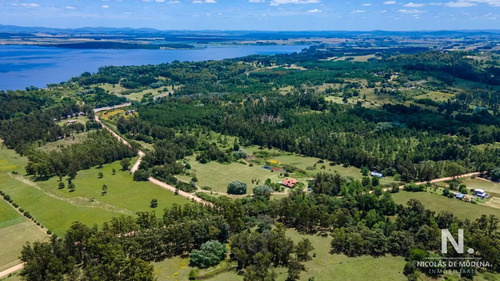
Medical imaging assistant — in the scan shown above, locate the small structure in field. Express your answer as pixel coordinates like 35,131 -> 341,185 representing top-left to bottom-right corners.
66,120 -> 77,124
281,178 -> 299,188
473,189 -> 488,199
371,171 -> 383,178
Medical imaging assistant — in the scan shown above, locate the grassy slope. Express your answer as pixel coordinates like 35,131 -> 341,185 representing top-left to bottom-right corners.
392,191 -> 500,221
0,173 -> 121,236
0,143 -> 189,235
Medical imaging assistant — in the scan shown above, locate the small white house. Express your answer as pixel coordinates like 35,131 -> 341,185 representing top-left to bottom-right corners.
474,189 -> 488,198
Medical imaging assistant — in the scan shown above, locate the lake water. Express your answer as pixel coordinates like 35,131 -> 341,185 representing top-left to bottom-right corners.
0,44 -> 308,90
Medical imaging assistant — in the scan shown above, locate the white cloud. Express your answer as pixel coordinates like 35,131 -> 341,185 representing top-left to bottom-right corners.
362,3 -> 372,5
398,8 -> 426,13
308,8 -> 322,12
101,5 -> 110,8
383,1 -> 397,4
13,3 -> 40,8
65,5 -> 77,10
192,0 -> 216,3
404,2 -> 425,7
270,0 -> 320,5
168,0 -> 181,3
444,1 -> 476,6
440,0 -> 500,7
351,9 -> 366,13
249,0 -> 266,2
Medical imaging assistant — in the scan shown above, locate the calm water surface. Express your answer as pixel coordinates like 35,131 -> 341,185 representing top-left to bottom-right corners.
0,44 -> 308,90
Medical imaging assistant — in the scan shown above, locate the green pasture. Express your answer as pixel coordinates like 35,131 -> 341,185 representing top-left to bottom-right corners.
392,191 -> 500,221
0,221 -> 48,272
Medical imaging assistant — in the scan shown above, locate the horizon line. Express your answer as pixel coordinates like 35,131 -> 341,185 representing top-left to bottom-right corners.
1,24 -> 500,33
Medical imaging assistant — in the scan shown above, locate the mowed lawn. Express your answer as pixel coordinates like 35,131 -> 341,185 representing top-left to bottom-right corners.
178,156 -> 283,194
0,143 -> 189,235
0,199 -> 48,272
0,200 -> 24,229
0,221 -> 48,272
392,191 -> 500,220
462,178 -> 500,195
0,173 -> 122,236
36,160 -> 190,217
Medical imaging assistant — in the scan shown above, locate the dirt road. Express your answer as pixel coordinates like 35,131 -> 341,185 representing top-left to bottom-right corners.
379,172 -> 484,193
0,263 -> 24,279
149,177 -> 212,206
94,114 -> 211,206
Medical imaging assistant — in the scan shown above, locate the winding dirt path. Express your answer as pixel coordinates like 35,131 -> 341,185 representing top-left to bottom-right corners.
94,113 -> 211,206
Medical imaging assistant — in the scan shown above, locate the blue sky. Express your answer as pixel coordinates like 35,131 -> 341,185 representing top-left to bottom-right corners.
1,0 -> 499,30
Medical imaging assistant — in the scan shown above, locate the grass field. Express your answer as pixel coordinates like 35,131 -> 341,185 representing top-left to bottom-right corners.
392,191 -> 500,220
285,229 -> 406,281
99,83 -> 176,101
0,197 -> 48,272
56,115 -> 89,127
37,131 -> 91,152
180,145 -> 395,194
462,178 -> 500,195
152,228 -> 407,281
35,160 -> 190,218
0,221 -> 48,272
178,155 -> 283,194
0,200 -> 24,229
0,143 -> 190,235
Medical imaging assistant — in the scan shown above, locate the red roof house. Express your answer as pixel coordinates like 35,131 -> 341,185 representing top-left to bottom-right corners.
281,178 -> 299,188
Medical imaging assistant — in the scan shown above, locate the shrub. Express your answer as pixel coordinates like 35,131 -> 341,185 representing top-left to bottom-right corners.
133,170 -> 150,181
176,181 -> 197,193
150,199 -> 158,208
227,181 -> 247,195
253,185 -> 274,198
190,240 -> 227,268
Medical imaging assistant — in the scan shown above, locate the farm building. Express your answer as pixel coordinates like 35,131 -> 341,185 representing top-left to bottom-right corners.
66,120 -> 77,124
371,171 -> 383,178
281,178 -> 299,188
